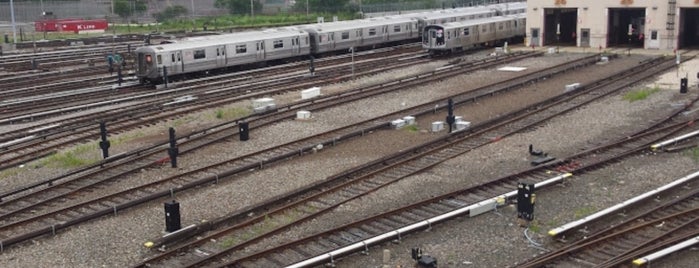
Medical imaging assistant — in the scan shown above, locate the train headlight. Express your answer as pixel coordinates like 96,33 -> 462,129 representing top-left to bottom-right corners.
146,55 -> 153,64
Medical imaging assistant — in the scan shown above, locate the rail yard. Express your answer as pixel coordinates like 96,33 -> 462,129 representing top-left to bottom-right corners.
2,17 -> 699,268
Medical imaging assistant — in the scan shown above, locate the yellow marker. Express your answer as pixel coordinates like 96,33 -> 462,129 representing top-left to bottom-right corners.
650,144 -> 659,150
564,173 -> 573,178
632,258 -> 647,266
144,241 -> 154,248
548,230 -> 558,236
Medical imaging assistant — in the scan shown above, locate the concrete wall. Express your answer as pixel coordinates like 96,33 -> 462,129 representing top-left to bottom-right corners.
525,0 -> 699,50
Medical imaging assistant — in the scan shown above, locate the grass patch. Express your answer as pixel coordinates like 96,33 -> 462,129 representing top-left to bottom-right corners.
528,221 -> 541,233
404,124 -> 420,132
214,107 -> 251,120
574,206 -> 597,220
41,143 -> 101,168
0,168 -> 22,180
683,147 -> 699,163
623,86 -> 660,102
112,131 -> 147,146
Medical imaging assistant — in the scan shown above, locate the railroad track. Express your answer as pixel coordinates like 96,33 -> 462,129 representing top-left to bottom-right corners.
0,46 -> 432,166
0,48 -> 520,171
0,44 -> 421,123
0,51 -> 588,251
209,61 -> 699,268
518,184 -> 699,267
126,53 -> 686,267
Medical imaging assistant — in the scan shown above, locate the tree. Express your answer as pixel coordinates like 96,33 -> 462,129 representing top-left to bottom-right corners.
114,0 -> 148,21
215,0 -> 263,15
153,5 -> 189,22
292,0 -> 353,13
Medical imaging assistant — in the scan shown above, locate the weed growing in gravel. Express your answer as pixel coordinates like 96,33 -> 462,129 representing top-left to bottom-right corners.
684,147 -> 699,162
528,221 -> 542,233
42,143 -> 100,168
623,86 -> 660,102
214,107 -> 251,120
573,206 -> 597,219
405,125 -> 420,132
0,168 -> 21,179
112,131 -> 146,146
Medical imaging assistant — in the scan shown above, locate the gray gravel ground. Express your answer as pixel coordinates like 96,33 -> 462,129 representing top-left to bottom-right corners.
1,49 -> 698,268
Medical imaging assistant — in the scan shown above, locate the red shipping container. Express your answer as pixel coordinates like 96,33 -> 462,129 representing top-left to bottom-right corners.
35,18 -> 80,32
56,19 -> 109,33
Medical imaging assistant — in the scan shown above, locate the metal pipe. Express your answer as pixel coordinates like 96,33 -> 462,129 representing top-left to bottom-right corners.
548,169 -> 699,236
632,235 -> 699,266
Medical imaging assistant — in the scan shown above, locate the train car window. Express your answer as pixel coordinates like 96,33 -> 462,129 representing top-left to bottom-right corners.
305,36 -> 309,45
341,32 -> 350,40
447,31 -> 451,39
194,50 -> 205,59
273,40 -> 284,49
490,24 -> 495,31
217,48 -> 220,56
463,28 -> 469,36
482,26 -> 487,33
394,25 -> 401,32
256,43 -> 260,51
236,44 -> 247,54
369,29 -> 376,36
156,55 -> 161,64
145,54 -> 152,63
499,23 -> 504,30
171,54 -> 175,62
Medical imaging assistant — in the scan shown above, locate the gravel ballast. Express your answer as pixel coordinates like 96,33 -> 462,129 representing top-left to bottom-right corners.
1,50 -> 698,268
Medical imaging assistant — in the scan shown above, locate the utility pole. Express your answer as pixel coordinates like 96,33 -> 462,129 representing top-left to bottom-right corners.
190,0 -> 195,30
10,0 -> 17,44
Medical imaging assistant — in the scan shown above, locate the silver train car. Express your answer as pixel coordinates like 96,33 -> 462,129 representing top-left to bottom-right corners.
300,16 -> 419,54
136,28 -> 310,83
136,2 -> 527,84
422,14 -> 525,55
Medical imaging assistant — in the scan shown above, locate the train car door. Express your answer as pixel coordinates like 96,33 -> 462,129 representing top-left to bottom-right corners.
256,41 -> 265,60
170,51 -> 183,74
384,26 -> 390,41
216,46 -> 226,67
293,36 -> 300,54
474,25 -> 480,43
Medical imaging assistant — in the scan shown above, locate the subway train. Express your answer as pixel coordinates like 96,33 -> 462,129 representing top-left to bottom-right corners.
135,2 -> 526,84
422,14 -> 526,55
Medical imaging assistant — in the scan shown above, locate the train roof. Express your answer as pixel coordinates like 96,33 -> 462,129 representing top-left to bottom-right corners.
425,13 -> 525,30
404,2 -> 526,20
299,16 -> 417,33
137,27 -> 309,52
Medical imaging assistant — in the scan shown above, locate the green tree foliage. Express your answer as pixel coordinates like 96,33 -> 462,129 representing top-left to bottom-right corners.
291,0 -> 353,13
114,0 -> 148,20
215,0 -> 263,15
153,5 -> 189,22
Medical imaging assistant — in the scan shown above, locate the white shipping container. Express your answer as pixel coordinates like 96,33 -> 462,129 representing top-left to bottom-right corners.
297,110 -> 311,120
391,119 -> 406,129
403,116 -> 416,125
432,121 -> 445,132
301,87 -> 321,99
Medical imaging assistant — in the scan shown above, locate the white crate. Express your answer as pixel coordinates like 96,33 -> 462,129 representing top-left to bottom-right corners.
403,116 -> 416,125
301,87 -> 321,99
432,121 -> 445,132
253,98 -> 275,108
455,121 -> 471,131
391,119 -> 406,129
296,110 -> 311,120
454,116 -> 463,123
